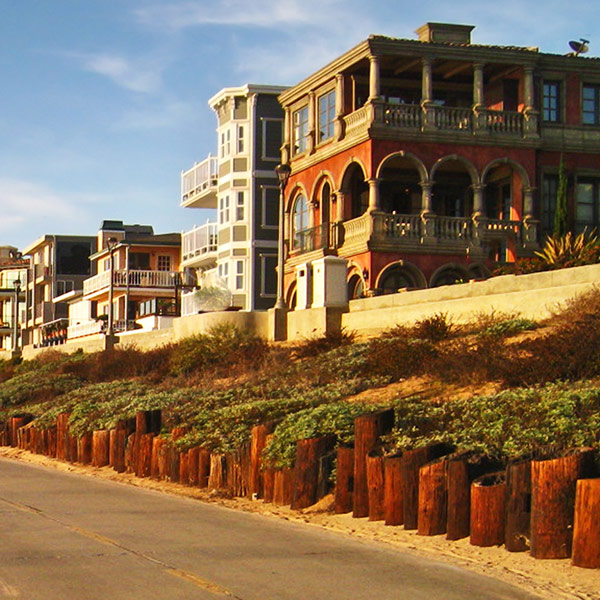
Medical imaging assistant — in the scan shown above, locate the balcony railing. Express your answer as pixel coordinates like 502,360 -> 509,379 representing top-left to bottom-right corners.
482,109 -> 523,135
435,216 -> 473,240
68,320 -> 104,339
383,104 -> 422,128
181,155 -> 218,208
381,214 -> 421,239
181,222 -> 218,263
293,223 -> 330,254
84,270 -> 181,296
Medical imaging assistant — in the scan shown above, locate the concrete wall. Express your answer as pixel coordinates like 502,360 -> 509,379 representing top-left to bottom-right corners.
21,334 -> 107,360
173,310 -> 270,340
341,263 -> 600,337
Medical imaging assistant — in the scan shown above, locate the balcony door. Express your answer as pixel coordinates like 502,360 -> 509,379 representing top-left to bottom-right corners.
128,252 -> 150,270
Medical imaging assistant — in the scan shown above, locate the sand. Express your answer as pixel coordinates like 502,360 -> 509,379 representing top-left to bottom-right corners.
1,446 -> 599,600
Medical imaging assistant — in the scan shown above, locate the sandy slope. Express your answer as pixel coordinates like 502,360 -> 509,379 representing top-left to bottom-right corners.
1,446 -> 599,600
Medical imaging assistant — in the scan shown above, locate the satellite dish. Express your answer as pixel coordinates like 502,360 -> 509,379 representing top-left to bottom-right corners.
569,39 -> 589,56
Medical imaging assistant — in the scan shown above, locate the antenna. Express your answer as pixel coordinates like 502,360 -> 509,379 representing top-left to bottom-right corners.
569,38 -> 590,56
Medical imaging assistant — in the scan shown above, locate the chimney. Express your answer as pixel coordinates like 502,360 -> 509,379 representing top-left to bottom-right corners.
415,23 -> 475,44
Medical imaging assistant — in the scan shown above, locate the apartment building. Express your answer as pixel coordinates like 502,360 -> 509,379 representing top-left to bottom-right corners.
21,235 -> 96,347
180,84 -> 286,314
68,221 -> 181,340
277,22 -> 600,304
0,247 -> 27,353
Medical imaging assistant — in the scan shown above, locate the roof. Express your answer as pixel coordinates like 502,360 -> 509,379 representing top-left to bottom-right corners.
209,83 -> 288,109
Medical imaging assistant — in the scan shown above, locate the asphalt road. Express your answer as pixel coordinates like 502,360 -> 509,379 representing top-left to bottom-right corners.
0,457 -> 541,600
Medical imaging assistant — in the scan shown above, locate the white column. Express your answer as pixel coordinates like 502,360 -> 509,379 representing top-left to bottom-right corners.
335,73 -> 345,140
472,184 -> 485,217
421,58 -> 433,103
473,63 -> 484,107
524,67 -> 535,110
368,55 -> 381,101
367,178 -> 380,212
420,182 -> 433,214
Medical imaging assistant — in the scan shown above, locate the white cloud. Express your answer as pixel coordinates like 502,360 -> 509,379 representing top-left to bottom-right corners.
0,178 -> 88,241
74,51 -> 164,94
114,99 -> 197,130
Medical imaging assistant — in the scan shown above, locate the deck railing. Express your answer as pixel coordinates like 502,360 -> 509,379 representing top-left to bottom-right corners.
182,222 -> 218,261
84,270 -> 181,295
181,155 -> 218,201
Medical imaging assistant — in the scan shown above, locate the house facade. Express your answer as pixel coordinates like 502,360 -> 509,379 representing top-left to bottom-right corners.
0,247 -> 27,353
21,235 -> 96,347
277,22 -> 600,304
69,221 -> 181,339
180,84 -> 286,313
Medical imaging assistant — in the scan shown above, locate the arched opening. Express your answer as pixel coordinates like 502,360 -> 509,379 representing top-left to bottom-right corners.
286,281 -> 297,311
378,154 -> 423,215
431,158 -> 474,218
467,263 -> 491,281
377,262 -> 426,294
341,163 -> 369,219
291,193 -> 310,251
429,264 -> 470,288
347,273 -> 365,300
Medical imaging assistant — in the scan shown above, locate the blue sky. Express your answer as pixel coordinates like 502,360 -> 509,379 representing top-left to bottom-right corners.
0,0 -> 597,249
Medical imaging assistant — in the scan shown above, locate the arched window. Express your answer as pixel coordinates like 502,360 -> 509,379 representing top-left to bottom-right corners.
292,194 -> 310,250
347,274 -> 364,299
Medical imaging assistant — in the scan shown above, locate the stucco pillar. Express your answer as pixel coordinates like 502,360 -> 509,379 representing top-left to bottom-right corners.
523,186 -> 535,218
473,63 -> 485,107
307,91 -> 316,154
334,73 -> 345,141
421,58 -> 436,130
368,55 -> 381,101
472,183 -> 485,217
367,178 -> 381,213
420,181 -> 433,214
523,67 -> 535,110
335,190 -> 345,222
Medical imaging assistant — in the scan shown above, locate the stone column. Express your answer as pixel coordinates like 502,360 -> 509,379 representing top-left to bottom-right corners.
472,63 -> 488,134
523,66 -> 539,138
472,183 -> 485,217
421,58 -> 436,131
334,73 -> 345,141
420,181 -> 433,214
368,55 -> 381,101
335,190 -> 345,222
523,186 -> 535,218
367,178 -> 380,213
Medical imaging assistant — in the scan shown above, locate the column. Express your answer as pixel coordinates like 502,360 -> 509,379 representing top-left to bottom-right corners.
281,107 -> 291,164
334,73 -> 345,140
335,190 -> 345,222
523,66 -> 539,138
523,186 -> 534,218
523,67 -> 535,110
368,55 -> 381,101
472,183 -> 485,217
420,181 -> 433,214
307,91 -> 315,154
522,186 -> 538,247
367,178 -> 380,213
472,63 -> 484,107
421,58 -> 436,131
420,181 -> 436,243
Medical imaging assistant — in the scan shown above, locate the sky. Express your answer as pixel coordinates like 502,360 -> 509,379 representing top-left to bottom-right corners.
0,0 -> 598,250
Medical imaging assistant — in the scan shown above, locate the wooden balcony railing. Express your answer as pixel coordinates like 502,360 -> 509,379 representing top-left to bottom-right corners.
84,270 -> 181,296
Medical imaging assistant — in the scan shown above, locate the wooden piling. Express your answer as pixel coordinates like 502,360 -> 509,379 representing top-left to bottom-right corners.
366,452 -> 385,521
572,478 -> 600,568
273,468 -> 293,505
249,423 -> 273,499
505,457 -> 532,552
78,432 -> 93,465
470,472 -> 507,547
417,456 -> 448,536
335,446 -> 355,514
353,409 -> 394,518
91,430 -> 110,467
384,453 -> 403,526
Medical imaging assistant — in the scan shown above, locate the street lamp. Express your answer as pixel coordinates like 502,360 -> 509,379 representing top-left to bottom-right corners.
106,237 -> 118,337
275,163 -> 291,310
12,279 -> 21,355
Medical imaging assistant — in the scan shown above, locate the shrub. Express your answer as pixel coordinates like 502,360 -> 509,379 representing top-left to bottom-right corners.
535,230 -> 599,269
292,328 -> 356,359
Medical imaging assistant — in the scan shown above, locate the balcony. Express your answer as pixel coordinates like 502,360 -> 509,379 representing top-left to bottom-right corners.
343,102 -> 533,143
83,270 -> 181,297
181,155 -> 219,209
291,213 -> 534,261
0,321 -> 13,337
181,222 -> 218,269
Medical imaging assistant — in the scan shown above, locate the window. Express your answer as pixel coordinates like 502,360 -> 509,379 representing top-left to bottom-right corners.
292,194 -> 310,249
293,106 -> 309,155
217,261 -> 229,282
55,280 -> 74,297
543,81 -> 560,122
237,125 -> 244,154
575,178 -> 600,232
220,129 -> 231,157
583,85 -> 600,125
157,255 -> 171,271
235,260 -> 244,290
541,174 -> 559,234
236,192 -> 245,221
318,90 -> 336,142
128,252 -> 150,270
219,195 -> 230,224
261,186 -> 279,229
260,254 -> 277,297
262,119 -> 282,160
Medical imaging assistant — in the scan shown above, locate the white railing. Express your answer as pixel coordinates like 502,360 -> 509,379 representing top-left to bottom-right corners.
182,222 -> 218,262
84,270 -> 181,295
343,106 -> 370,136
341,214 -> 373,246
67,320 -> 103,339
181,155 -> 218,201
181,291 -> 199,317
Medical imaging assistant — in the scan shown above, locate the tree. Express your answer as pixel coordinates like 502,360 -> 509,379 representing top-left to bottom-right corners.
553,154 -> 569,237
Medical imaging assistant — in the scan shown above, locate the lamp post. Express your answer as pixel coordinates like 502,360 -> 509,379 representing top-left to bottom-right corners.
12,279 -> 21,355
106,237 -> 118,337
274,163 -> 291,310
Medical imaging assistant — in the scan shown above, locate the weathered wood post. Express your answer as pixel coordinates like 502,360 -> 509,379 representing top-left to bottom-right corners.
353,409 -> 394,518
263,468 -> 275,503
366,451 -> 385,521
273,468 -> 293,505
92,430 -> 110,467
401,442 -> 453,530
198,448 -> 211,488
418,455 -> 449,536
249,423 -> 274,499
384,452 -> 403,526
179,449 -> 190,484
188,446 -> 200,487
505,456 -> 532,552
335,446 -> 354,514
470,472 -> 507,547
572,478 -> 600,568
291,436 -> 336,510
208,453 -> 226,489
530,448 -> 596,559
55,413 -> 70,459
78,432 -> 93,465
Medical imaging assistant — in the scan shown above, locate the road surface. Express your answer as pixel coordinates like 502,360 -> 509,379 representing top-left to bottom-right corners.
0,456 -> 540,600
